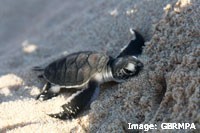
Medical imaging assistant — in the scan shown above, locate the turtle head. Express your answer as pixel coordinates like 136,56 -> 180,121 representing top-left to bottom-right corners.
111,56 -> 143,82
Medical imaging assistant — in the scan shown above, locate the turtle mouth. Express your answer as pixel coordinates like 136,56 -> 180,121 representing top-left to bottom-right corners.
137,62 -> 144,70
136,62 -> 144,71
133,63 -> 144,76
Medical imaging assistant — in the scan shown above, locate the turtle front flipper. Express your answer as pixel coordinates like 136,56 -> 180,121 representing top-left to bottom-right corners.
117,29 -> 145,58
48,81 -> 100,120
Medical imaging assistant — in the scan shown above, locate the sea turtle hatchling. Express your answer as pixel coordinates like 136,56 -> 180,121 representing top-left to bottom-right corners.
33,29 -> 145,120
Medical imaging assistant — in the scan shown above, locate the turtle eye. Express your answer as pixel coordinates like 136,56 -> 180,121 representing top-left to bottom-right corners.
125,63 -> 135,72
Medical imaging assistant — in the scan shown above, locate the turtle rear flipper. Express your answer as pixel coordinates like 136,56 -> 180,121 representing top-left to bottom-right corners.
117,29 -> 145,58
32,66 -> 45,79
36,82 -> 60,101
49,81 -> 100,120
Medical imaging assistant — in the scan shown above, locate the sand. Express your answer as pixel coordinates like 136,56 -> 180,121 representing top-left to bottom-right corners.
0,0 -> 199,132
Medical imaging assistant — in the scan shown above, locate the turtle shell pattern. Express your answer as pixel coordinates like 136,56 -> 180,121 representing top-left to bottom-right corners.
43,51 -> 109,87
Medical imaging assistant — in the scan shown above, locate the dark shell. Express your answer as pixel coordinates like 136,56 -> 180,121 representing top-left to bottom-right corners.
43,51 -> 109,87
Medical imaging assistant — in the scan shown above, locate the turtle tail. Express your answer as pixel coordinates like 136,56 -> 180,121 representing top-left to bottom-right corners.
32,66 -> 45,71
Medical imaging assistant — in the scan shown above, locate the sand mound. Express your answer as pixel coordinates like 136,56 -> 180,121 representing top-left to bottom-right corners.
0,0 -> 199,132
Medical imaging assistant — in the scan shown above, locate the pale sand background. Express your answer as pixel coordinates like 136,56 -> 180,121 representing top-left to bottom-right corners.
0,0 -> 199,132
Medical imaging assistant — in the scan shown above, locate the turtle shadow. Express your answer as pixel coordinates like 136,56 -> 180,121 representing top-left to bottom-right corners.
1,122 -> 38,132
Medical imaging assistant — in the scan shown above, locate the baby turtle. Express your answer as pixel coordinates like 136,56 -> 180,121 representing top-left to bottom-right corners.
33,29 -> 145,120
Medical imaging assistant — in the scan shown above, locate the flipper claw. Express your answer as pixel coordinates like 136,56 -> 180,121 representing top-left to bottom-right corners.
48,112 -> 73,120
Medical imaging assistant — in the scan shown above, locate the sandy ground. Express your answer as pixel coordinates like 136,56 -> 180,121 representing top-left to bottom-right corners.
0,0 -> 199,132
